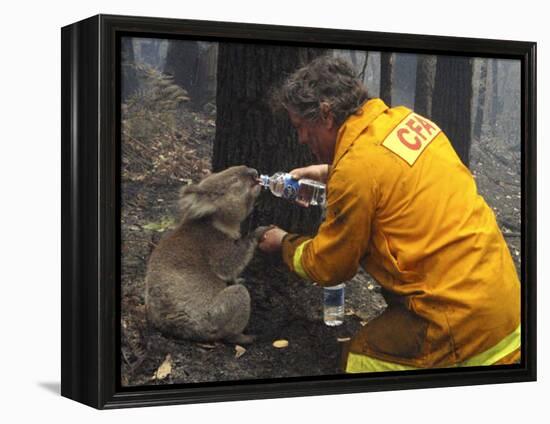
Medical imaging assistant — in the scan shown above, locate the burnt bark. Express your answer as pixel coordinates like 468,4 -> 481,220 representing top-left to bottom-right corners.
349,49 -> 359,67
214,43 -> 326,234
473,58 -> 489,141
164,41 -> 216,109
380,52 -> 394,106
490,58 -> 500,136
393,54 -> 417,107
414,55 -> 437,117
121,37 -> 139,102
358,52 -> 369,82
431,55 -> 473,167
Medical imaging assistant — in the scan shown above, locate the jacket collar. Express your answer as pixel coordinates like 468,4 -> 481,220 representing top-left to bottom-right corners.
332,98 -> 389,168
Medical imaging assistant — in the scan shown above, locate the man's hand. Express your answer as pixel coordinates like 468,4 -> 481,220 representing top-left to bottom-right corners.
253,225 -> 273,242
258,226 -> 288,253
289,164 -> 330,183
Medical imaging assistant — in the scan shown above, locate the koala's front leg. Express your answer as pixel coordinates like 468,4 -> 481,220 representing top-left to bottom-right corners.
209,227 -> 271,283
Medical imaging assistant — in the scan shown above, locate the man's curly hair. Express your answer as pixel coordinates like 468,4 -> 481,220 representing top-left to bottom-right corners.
275,55 -> 369,127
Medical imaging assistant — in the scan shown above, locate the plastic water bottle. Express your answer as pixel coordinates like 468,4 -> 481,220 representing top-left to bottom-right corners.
258,172 -> 326,207
323,283 -> 345,326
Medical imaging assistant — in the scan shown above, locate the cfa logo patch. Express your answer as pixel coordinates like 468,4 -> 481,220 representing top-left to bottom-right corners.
382,113 -> 441,166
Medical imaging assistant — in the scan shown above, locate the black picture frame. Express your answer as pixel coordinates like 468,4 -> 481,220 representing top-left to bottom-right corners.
61,14 -> 537,409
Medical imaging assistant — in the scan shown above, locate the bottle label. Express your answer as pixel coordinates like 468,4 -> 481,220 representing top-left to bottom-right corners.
282,175 -> 300,200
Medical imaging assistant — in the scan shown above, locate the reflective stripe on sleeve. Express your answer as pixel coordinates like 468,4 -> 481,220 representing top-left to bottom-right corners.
293,240 -> 312,280
345,324 -> 521,373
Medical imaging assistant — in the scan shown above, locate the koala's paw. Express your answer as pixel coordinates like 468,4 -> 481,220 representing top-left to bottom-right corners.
253,225 -> 272,242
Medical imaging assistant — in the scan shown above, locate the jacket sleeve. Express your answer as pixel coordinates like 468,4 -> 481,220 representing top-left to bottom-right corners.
282,166 -> 377,285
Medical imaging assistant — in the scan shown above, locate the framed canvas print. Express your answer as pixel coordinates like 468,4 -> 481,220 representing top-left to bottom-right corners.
61,14 -> 536,409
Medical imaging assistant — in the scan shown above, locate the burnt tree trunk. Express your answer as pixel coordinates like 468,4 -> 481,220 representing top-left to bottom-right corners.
414,55 -> 436,117
121,37 -> 139,102
380,52 -> 394,106
349,49 -> 358,67
164,40 -> 216,109
165,40 -> 199,98
431,56 -> 473,167
393,54 -> 417,107
490,58 -> 500,137
473,58 -> 489,141
358,52 -> 369,83
214,44 -> 326,234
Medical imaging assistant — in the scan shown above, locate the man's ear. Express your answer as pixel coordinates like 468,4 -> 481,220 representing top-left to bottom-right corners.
320,102 -> 335,129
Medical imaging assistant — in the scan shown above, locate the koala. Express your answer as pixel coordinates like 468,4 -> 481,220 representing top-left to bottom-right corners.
145,165 -> 268,345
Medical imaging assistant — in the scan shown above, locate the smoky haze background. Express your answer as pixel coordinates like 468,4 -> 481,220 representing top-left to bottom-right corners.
123,38 -> 521,161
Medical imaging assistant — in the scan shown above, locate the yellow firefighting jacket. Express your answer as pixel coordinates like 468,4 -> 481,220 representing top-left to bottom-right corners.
282,98 -> 520,368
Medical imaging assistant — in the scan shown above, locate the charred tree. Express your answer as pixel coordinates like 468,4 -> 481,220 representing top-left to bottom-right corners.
490,59 -> 500,137
431,55 -> 473,167
138,39 -> 162,67
380,52 -> 394,106
164,40 -> 199,101
473,58 -> 489,141
358,52 -> 369,83
392,54 -> 417,108
349,49 -> 359,67
164,41 -> 216,109
121,37 -> 139,102
214,44 -> 326,234
414,55 -> 437,117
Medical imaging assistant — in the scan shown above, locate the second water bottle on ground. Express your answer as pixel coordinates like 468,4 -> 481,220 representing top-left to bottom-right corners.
323,283 -> 345,326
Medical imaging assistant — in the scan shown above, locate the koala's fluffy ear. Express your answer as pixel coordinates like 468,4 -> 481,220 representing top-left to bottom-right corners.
178,185 -> 218,223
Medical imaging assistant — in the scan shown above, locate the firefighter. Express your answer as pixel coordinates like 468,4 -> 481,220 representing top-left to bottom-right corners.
258,56 -> 520,372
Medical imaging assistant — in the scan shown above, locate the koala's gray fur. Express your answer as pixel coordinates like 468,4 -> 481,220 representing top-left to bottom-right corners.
145,165 -> 268,345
